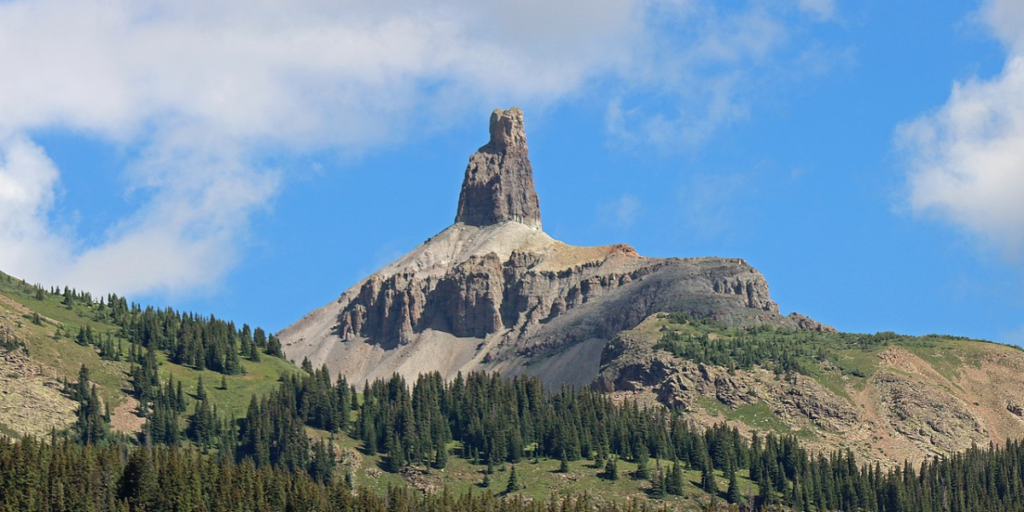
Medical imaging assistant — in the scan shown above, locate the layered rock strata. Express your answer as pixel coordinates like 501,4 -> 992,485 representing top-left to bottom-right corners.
280,107 -> 816,389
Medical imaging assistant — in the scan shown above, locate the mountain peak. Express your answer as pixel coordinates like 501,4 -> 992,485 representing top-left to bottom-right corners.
455,107 -> 542,229
486,107 -> 527,152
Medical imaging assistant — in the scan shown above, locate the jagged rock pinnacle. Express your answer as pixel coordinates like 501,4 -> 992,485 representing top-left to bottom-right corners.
455,107 -> 542,229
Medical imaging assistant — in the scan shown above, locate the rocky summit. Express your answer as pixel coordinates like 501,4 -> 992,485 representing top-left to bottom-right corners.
279,107 -> 826,389
455,107 -> 542,229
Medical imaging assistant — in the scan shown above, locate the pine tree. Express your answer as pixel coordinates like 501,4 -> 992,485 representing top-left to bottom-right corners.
267,335 -> 283,357
605,457 -> 619,481
76,364 -> 91,402
650,468 -> 666,499
505,465 -> 523,494
727,461 -> 743,504
669,459 -> 686,496
700,456 -> 716,496
635,442 -> 650,480
119,449 -> 159,511
433,439 -> 449,470
384,432 -> 405,473
196,376 -> 207,401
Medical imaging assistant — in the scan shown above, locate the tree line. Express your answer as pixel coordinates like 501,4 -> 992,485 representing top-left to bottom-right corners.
64,358 -> 1024,512
29,283 -> 287,375
0,436 -> 682,512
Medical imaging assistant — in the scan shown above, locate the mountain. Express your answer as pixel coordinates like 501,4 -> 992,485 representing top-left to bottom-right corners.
282,107 -> 1024,468
280,107 -> 828,389
4,108 -> 1024,509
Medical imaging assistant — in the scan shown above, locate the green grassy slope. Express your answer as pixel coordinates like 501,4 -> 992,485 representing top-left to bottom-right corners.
0,271 -> 301,435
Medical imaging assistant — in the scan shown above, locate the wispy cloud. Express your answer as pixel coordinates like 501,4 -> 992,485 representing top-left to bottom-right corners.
605,2 -> 839,149
678,173 -> 749,237
798,0 -> 837,22
600,194 -> 642,229
899,0 -> 1024,259
0,0 -> 646,295
0,0 -> 842,296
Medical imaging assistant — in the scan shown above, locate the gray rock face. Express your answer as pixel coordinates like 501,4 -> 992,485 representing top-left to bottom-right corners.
455,108 -> 542,229
331,245 -> 781,354
280,107 -> 818,389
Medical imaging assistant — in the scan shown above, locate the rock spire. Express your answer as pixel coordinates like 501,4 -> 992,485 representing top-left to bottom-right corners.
455,107 -> 542,229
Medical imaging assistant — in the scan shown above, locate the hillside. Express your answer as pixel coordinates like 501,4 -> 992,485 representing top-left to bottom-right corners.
5,249 -> 1024,511
597,313 -> 1024,467
0,270 -> 300,439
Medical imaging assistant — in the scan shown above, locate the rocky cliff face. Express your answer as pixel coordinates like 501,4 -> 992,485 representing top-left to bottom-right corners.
279,107 -> 816,389
455,108 -> 542,229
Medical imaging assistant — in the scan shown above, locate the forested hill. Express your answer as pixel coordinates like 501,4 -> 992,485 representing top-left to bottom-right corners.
0,270 -> 299,440
5,268 -> 1024,511
4,366 -> 1024,511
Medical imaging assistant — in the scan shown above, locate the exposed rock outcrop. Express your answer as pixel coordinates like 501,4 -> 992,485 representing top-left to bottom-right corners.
280,107 -> 816,390
455,107 -> 542,229
594,317 -> 1024,466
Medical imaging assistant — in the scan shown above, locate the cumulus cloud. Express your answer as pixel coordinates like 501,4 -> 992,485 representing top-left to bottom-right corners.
901,0 -> 1024,258
0,0 -> 839,296
0,0 -> 643,295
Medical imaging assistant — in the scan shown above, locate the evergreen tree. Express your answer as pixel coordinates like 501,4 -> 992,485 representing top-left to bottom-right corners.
505,465 -> 524,494
650,467 -> 666,499
433,438 -> 449,470
635,442 -> 650,480
384,432 -> 405,473
727,461 -> 743,504
71,366 -> 109,445
669,459 -> 685,496
118,449 -> 159,511
700,456 -> 716,496
605,457 -> 619,481
267,334 -> 283,357
196,376 -> 207,402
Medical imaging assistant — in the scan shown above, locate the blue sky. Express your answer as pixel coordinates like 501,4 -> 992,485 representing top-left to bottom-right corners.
2,0 -> 1024,344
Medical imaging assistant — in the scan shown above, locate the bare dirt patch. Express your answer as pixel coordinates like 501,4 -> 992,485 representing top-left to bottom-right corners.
0,349 -> 76,437
0,294 -> 33,316
110,396 -> 145,434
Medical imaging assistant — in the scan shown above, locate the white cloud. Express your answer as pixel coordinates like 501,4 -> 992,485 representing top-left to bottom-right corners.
0,0 -> 644,295
981,0 -> 1024,50
605,2 -> 834,148
901,0 -> 1024,258
798,0 -> 837,21
0,0 -> 840,296
0,136 -> 66,269
0,135 -> 278,296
